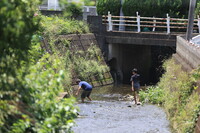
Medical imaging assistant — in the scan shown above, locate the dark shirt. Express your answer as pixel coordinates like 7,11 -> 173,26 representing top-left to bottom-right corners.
79,81 -> 92,91
130,74 -> 140,89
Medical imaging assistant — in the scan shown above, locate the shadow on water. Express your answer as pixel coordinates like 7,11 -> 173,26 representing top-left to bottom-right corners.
72,85 -> 171,133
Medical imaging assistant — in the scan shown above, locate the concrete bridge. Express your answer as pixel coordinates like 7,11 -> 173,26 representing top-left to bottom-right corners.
87,15 -> 200,133
87,15 -> 196,49
87,15 -> 199,85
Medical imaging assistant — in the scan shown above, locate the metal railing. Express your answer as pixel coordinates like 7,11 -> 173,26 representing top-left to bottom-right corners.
102,12 -> 200,34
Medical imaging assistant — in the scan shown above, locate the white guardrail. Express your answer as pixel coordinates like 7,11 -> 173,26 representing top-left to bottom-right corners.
103,12 -> 200,34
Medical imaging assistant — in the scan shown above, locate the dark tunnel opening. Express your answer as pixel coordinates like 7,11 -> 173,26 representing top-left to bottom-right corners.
107,44 -> 176,86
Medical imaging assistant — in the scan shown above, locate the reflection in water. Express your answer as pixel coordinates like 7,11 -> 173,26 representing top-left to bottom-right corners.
73,85 -> 171,133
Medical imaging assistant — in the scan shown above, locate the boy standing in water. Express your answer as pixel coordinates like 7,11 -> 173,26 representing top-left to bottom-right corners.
130,68 -> 141,105
75,79 -> 93,103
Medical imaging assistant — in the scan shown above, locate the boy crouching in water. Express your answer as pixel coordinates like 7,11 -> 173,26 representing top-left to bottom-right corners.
75,79 -> 93,103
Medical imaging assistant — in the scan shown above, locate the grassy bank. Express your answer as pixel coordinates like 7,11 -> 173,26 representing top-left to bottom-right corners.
139,58 -> 200,133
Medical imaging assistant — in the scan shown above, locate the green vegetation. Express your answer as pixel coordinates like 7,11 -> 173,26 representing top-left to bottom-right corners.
0,1 -> 109,132
96,0 -> 121,15
96,0 -> 200,18
139,58 -> 200,133
84,0 -> 96,6
139,86 -> 164,105
58,0 -> 96,19
40,15 -> 90,36
72,45 -> 109,82
122,0 -> 189,18
59,0 -> 83,19
195,1 -> 200,17
39,15 -> 109,83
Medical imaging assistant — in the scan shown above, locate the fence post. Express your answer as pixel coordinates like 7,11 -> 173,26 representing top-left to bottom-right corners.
48,0 -> 50,10
166,14 -> 170,34
86,6 -> 89,12
152,16 -> 156,32
54,0 -> 57,10
119,0 -> 125,31
198,15 -> 200,33
108,11 -> 113,31
136,12 -> 141,32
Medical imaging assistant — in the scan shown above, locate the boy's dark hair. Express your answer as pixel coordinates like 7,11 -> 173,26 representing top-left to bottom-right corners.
76,79 -> 81,83
132,68 -> 138,73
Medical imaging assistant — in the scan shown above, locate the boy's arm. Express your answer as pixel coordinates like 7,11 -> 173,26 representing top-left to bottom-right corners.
131,81 -> 134,91
76,86 -> 82,96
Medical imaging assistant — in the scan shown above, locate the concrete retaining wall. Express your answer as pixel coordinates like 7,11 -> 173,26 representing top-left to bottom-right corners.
174,36 -> 200,71
62,33 -> 113,87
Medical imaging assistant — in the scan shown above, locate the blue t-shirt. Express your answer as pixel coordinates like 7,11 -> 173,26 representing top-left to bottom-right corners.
79,81 -> 92,90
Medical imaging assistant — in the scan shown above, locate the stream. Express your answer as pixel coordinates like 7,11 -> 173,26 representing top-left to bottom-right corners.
72,85 -> 171,133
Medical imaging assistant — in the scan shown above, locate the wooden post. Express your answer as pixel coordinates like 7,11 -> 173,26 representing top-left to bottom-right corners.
108,11 -> 113,31
136,12 -> 141,32
152,16 -> 156,32
166,14 -> 170,34
198,15 -> 200,33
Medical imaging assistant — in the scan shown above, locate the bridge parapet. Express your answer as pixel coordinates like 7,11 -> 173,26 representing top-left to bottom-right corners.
103,12 -> 200,34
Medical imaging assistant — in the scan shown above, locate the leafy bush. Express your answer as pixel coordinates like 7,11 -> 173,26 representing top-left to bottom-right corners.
0,0 -> 40,132
40,16 -> 90,37
139,86 -> 165,104
59,0 -> 83,19
122,0 -> 146,16
97,0 -> 121,15
122,0 -> 188,18
84,0 -> 96,6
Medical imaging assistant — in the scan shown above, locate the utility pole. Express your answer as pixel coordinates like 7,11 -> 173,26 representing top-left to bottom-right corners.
186,0 -> 197,41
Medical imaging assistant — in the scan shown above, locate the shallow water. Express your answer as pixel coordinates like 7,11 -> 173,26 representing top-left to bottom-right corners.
72,85 -> 171,133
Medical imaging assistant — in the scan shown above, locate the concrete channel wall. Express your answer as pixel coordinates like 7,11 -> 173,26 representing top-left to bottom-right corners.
174,36 -> 200,71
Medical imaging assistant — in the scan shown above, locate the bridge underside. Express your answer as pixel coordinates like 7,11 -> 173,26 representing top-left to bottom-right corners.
108,43 -> 175,85
105,31 -> 178,47
104,32 -> 177,85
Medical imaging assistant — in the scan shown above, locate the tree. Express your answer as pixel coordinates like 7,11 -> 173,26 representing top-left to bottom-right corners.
96,0 -> 121,15
0,0 -> 40,132
122,0 -> 189,18
59,0 -> 83,19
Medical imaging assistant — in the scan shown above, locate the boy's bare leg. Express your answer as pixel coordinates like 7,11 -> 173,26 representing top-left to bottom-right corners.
133,91 -> 137,104
81,98 -> 85,103
136,93 -> 139,102
136,93 -> 141,105
87,96 -> 92,101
